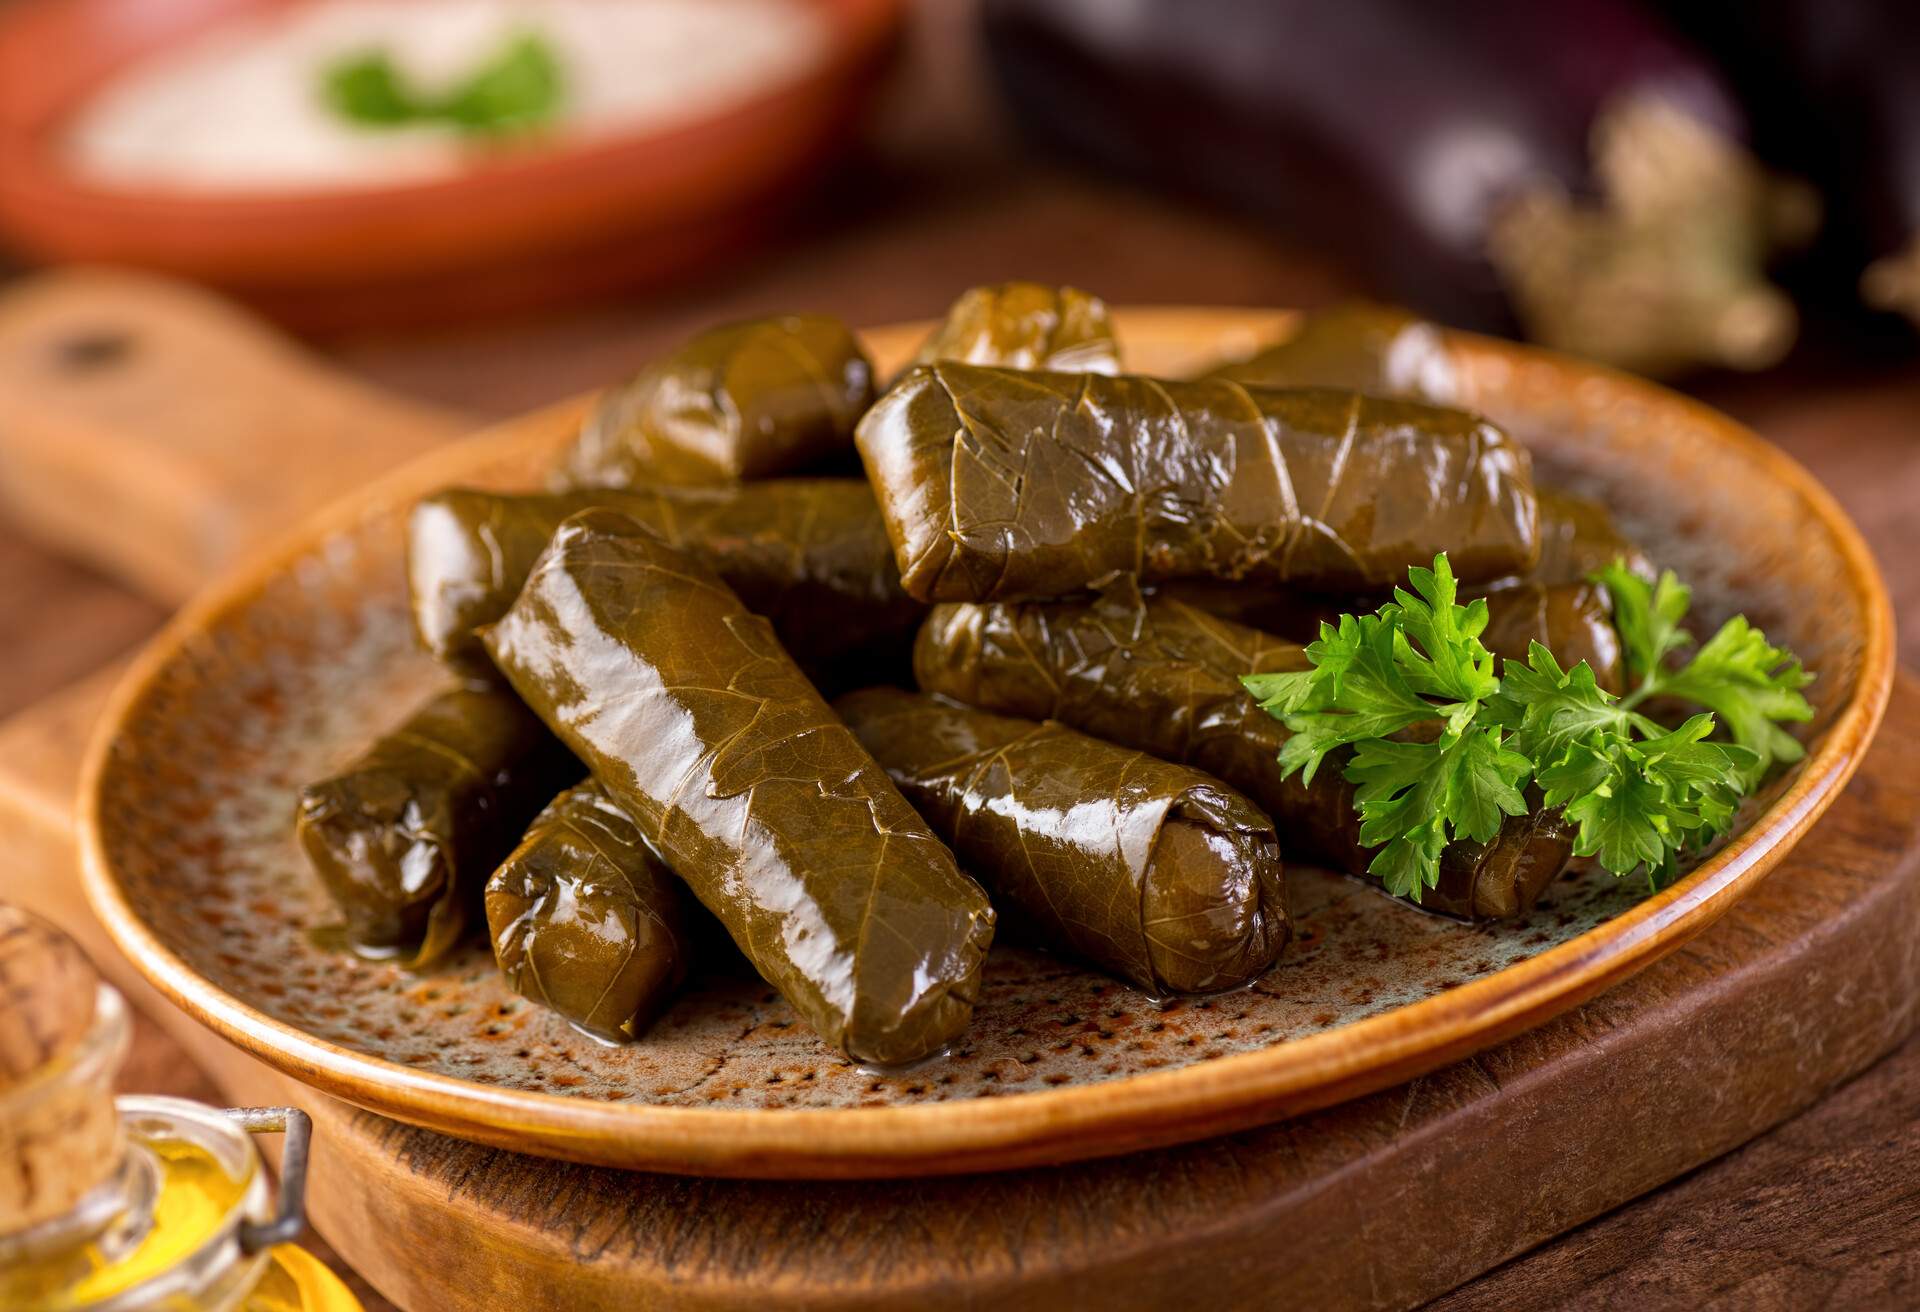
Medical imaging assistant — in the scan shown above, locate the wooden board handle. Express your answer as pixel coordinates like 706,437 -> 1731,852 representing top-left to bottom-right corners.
0,269 -> 471,603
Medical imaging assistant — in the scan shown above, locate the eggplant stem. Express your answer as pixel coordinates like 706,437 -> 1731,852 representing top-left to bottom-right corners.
1861,237 -> 1920,328
1487,91 -> 1811,377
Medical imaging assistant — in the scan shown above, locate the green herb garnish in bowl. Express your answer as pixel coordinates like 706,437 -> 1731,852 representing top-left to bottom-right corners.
320,31 -> 563,137
1242,554 -> 1813,900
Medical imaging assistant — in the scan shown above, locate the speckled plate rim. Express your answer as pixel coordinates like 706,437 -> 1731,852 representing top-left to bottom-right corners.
79,308 -> 1897,1179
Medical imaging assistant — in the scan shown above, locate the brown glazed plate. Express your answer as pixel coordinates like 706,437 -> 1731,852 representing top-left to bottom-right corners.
80,310 -> 1895,1179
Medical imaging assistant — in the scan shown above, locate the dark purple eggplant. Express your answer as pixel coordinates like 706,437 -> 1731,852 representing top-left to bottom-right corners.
982,0 -> 1810,374
1660,0 -> 1920,331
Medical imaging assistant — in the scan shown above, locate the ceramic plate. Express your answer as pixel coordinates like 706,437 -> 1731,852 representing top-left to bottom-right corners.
81,310 -> 1895,1178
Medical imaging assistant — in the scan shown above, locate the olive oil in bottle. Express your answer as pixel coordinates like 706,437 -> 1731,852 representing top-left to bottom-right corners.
0,904 -> 362,1311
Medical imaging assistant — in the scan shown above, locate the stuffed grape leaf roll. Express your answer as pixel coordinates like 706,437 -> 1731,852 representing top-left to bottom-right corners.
481,509 -> 995,1065
856,363 -> 1539,602
296,684 -> 579,965
1512,488 -> 1655,587
909,282 -> 1121,374
836,687 -> 1287,995
408,480 -> 922,679
1468,488 -> 1649,690
1477,581 -> 1623,692
1202,305 -> 1653,592
1203,307 -> 1654,582
1205,301 -> 1461,404
914,590 -> 1572,920
1156,480 -> 1648,692
559,315 -> 875,488
485,781 -> 691,1043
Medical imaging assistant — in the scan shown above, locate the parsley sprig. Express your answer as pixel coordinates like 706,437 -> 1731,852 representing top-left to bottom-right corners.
321,32 -> 563,138
1241,554 -> 1813,899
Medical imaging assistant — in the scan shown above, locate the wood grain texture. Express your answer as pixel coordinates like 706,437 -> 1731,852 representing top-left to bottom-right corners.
0,663 -> 137,955
0,270 -> 468,602
0,519 -> 162,719
1432,1031 -> 1920,1311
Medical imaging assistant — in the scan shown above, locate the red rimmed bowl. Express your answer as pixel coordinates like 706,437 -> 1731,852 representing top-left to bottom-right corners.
0,0 -> 901,327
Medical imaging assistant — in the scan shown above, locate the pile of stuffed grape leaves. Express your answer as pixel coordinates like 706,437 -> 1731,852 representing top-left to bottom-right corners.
906,281 -> 1120,375
484,509 -> 996,1066
485,781 -> 692,1043
837,687 -> 1288,995
855,363 -> 1540,602
559,314 -> 876,488
293,286 -> 1812,1064
912,588 -> 1577,921
296,683 -> 578,965
1206,301 -> 1463,403
407,479 -> 921,683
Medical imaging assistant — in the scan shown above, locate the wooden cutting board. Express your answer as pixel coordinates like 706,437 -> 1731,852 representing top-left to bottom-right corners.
0,271 -> 1915,1310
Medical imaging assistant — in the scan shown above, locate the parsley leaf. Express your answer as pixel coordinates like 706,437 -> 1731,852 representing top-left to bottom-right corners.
1344,726 -> 1533,898
1596,564 -> 1814,783
1244,552 -> 1514,895
1555,747 -> 1676,877
1243,551 -> 1814,902
1537,714 -> 1752,890
1244,613 -> 1437,785
1596,562 -> 1694,683
1644,616 -> 1812,780
321,32 -> 563,137
1486,641 -> 1634,762
439,34 -> 563,135
1390,555 -> 1499,704
1449,728 -> 1535,840
323,52 -> 415,126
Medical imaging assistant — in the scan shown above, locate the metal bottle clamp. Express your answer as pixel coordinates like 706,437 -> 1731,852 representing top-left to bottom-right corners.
223,1107 -> 312,1253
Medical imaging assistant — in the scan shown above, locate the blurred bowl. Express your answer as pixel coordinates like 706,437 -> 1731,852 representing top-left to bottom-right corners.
0,0 -> 901,327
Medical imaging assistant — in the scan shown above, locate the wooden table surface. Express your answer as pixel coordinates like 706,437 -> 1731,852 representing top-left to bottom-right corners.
8,3 -> 1918,1307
